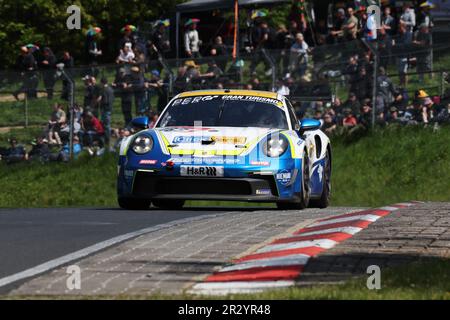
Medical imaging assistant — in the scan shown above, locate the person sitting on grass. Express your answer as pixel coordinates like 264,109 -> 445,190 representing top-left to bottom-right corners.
47,103 -> 66,146
27,136 -> 51,162
49,135 -> 82,162
342,108 -> 358,128
79,111 -> 104,149
2,138 -> 26,164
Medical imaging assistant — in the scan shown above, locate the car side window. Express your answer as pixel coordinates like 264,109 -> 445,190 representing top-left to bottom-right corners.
285,99 -> 300,130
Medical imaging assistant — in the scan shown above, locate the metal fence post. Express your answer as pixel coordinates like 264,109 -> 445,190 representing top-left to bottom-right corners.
362,39 -> 378,129
24,94 -> 29,128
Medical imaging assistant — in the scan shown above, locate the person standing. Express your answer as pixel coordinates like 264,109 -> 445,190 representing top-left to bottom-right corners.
113,68 -> 133,126
40,47 -> 57,100
59,51 -> 74,101
400,3 -> 416,43
13,46 -> 37,100
99,77 -> 114,148
413,23 -> 433,83
184,19 -> 201,58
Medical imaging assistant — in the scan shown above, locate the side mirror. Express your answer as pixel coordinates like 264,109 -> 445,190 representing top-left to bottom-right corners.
299,119 -> 321,132
131,116 -> 149,130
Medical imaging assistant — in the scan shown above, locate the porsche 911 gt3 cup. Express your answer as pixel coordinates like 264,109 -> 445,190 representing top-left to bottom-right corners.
117,89 -> 331,210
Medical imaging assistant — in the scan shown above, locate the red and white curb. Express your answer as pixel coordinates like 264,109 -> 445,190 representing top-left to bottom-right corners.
189,202 -> 420,295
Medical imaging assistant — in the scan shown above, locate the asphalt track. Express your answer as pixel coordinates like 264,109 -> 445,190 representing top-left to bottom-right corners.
0,206 -> 244,293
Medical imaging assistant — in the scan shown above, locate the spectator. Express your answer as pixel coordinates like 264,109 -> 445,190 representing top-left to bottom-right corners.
152,21 -> 170,57
184,19 -> 201,58
358,101 -> 372,129
39,47 -> 57,99
329,8 -> 346,44
130,66 -> 146,115
343,92 -> 361,116
351,67 -> 371,101
418,2 -> 434,29
436,102 -> 450,124
322,112 -> 337,135
275,78 -> 289,96
13,46 -> 38,100
288,33 -> 309,79
80,111 -> 104,147
118,25 -> 135,51
27,137 -> 51,162
173,66 -> 188,94
47,103 -> 66,146
59,51 -> 74,100
249,20 -> 271,76
50,135 -> 82,162
387,106 -> 402,124
342,108 -> 358,128
395,23 -> 411,87
331,7 -> 359,41
200,59 -> 223,86
382,6 -> 396,36
145,69 -> 165,112
116,42 -> 135,67
113,67 -> 133,126
413,23 -> 432,83
113,128 -> 131,152
376,67 -> 396,113
400,3 -> 416,42
85,28 -> 102,76
2,138 -> 26,164
99,77 -> 114,147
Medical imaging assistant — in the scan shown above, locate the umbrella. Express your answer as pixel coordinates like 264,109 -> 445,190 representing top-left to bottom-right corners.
156,19 -> 170,27
25,44 -> 40,52
121,24 -> 137,33
86,27 -> 102,37
420,1 -> 435,8
251,9 -> 267,20
184,18 -> 200,27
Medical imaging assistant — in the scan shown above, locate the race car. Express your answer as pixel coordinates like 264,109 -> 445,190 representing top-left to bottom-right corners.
117,89 -> 331,210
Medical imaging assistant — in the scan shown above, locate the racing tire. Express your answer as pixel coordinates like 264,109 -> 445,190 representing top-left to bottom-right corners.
152,199 -> 185,210
309,149 -> 331,209
118,197 -> 151,210
276,150 -> 310,210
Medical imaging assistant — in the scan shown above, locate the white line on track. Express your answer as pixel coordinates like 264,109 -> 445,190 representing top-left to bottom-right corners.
0,212 -> 231,289
378,206 -> 399,211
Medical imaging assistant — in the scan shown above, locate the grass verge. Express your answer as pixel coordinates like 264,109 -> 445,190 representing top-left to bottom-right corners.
0,125 -> 449,207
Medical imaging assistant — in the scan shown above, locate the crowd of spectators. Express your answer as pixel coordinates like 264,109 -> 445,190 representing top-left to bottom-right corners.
2,1 -> 450,164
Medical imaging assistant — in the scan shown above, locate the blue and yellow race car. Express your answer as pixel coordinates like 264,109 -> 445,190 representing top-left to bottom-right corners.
117,89 -> 331,210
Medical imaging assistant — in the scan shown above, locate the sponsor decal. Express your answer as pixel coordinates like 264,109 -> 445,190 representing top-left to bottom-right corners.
172,95 -> 220,106
180,166 -> 224,177
276,169 -> 291,185
172,136 -> 202,143
256,189 -> 271,195
220,95 -> 283,107
250,161 -> 270,166
211,136 -> 246,144
139,159 -> 157,165
171,135 -> 247,144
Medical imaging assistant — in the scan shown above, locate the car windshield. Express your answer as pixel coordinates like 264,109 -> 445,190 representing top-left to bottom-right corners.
156,95 -> 289,129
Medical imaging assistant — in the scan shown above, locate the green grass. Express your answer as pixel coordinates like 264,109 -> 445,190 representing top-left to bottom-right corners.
0,125 -> 449,208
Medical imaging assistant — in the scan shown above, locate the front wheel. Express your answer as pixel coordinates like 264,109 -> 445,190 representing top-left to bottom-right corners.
276,150 -> 310,210
118,197 -> 151,210
152,199 -> 185,210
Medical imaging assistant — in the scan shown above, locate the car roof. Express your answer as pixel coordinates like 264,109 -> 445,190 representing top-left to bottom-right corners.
177,89 -> 280,100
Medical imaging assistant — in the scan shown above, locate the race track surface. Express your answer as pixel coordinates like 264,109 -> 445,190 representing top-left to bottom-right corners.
0,206 -> 360,295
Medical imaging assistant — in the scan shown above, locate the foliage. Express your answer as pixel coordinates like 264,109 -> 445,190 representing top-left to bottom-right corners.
0,0 -> 183,68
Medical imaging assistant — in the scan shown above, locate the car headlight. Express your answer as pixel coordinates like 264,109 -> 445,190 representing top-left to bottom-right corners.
262,135 -> 288,157
131,135 -> 153,154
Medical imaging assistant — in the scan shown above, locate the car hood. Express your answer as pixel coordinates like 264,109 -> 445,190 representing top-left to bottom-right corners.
153,126 -> 281,156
